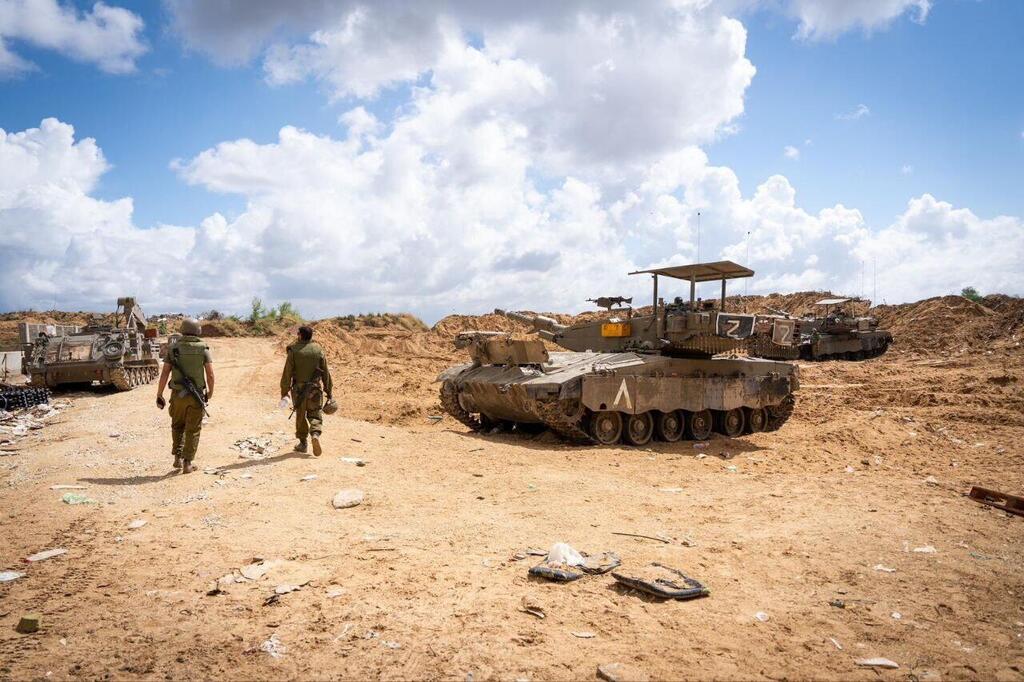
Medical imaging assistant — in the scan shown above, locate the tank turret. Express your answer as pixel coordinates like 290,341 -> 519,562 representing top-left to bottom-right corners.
498,261 -> 762,357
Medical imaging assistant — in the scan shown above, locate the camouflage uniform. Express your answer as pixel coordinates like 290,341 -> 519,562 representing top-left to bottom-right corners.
280,341 -> 332,445
165,335 -> 211,464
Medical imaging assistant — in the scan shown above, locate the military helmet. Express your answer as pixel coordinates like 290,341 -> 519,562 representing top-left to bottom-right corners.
323,398 -> 339,415
181,318 -> 202,336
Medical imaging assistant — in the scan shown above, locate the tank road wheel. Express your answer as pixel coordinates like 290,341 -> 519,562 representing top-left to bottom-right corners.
745,407 -> 768,434
687,409 -> 713,441
439,380 -> 484,432
624,412 -> 655,446
590,411 -> 624,445
715,408 -> 745,438
655,410 -> 685,442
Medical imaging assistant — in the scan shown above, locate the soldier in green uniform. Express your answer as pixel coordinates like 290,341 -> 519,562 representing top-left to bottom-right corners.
280,325 -> 333,456
155,319 -> 215,474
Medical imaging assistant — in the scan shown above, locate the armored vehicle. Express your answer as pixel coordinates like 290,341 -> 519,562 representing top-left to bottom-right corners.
438,261 -> 799,445
749,297 -> 892,361
23,297 -> 161,390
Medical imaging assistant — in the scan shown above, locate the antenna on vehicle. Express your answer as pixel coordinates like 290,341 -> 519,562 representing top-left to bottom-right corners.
696,211 -> 701,264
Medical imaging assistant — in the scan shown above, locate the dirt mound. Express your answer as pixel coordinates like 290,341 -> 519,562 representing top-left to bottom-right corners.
432,313 -> 533,337
872,295 -> 1017,352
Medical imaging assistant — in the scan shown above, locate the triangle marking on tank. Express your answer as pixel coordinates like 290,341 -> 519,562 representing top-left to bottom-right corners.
613,379 -> 633,410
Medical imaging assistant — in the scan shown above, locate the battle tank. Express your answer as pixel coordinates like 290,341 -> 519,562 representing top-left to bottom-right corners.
748,297 -> 892,361
23,297 -> 161,390
438,261 -> 799,445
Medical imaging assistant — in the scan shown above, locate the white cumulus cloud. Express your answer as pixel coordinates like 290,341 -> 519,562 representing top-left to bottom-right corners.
783,145 -> 800,160
2,116 -> 1022,318
787,0 -> 931,40
0,0 -> 146,76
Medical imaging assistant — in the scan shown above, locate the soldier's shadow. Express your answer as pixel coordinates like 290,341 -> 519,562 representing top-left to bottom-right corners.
80,472 -> 178,485
214,450 -> 312,472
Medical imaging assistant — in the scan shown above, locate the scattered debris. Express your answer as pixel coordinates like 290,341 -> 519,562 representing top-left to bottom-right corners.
232,436 -> 278,460
274,581 -> 308,595
659,487 -> 683,493
873,564 -> 897,573
611,563 -> 709,601
240,560 -> 275,581
610,532 -> 671,544
528,543 -> 620,583
520,596 -> 545,619
258,634 -> 286,658
61,492 -> 95,505
829,637 -> 843,650
924,475 -> 939,485
326,588 -> 345,599
127,519 -> 147,530
25,548 -> 67,562
383,641 -> 402,649
754,611 -> 770,622
300,474 -> 317,482
856,658 -> 899,669
49,484 -> 87,490
332,489 -> 364,509
340,457 -> 367,466
571,631 -> 596,639
829,600 -> 845,609
891,612 -> 902,620
426,415 -> 443,422
0,570 -> 26,582
16,614 -> 40,634
597,662 -> 648,682
913,545 -> 937,554
968,486 -> 1024,517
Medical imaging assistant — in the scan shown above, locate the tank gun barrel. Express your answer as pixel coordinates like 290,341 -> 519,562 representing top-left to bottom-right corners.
764,306 -> 791,317
494,309 -> 568,334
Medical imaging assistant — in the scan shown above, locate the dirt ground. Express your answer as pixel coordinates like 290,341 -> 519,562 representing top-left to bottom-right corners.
2,334 -> 1023,681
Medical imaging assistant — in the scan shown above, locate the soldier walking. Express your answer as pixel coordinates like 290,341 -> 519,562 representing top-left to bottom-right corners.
281,325 -> 333,456
155,318 -> 214,474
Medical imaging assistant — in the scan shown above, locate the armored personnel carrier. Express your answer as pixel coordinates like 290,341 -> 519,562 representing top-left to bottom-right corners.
749,297 -> 892,361
438,261 -> 799,445
23,297 -> 161,390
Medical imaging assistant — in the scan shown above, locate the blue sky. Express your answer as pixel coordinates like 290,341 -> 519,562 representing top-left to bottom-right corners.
0,1 -> 1021,317
714,0 -> 1024,225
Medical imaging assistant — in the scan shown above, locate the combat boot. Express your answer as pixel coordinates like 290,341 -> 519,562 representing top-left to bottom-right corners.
295,439 -> 308,453
182,461 -> 197,474
311,433 -> 322,457
173,456 -> 183,470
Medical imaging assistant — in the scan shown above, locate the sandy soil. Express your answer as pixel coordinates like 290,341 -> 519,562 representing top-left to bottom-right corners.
1,336 -> 1023,681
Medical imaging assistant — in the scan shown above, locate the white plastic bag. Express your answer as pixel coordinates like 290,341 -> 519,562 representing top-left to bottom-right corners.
546,542 -> 584,566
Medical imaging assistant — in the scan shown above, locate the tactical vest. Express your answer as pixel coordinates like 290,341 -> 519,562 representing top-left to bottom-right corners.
288,342 -> 324,384
170,336 -> 208,391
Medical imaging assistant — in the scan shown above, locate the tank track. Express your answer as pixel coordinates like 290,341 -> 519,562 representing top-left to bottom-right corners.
439,380 -> 483,431
109,366 -> 159,391
765,395 -> 796,431
535,400 -> 594,444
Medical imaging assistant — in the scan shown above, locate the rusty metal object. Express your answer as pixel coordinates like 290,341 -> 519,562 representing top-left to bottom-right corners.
22,297 -> 161,391
439,261 -> 799,446
968,486 -> 1024,517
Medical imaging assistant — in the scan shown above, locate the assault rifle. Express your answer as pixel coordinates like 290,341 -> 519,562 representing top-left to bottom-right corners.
168,348 -> 210,418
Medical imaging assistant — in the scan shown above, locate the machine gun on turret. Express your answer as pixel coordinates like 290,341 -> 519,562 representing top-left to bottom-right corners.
587,296 -> 633,311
